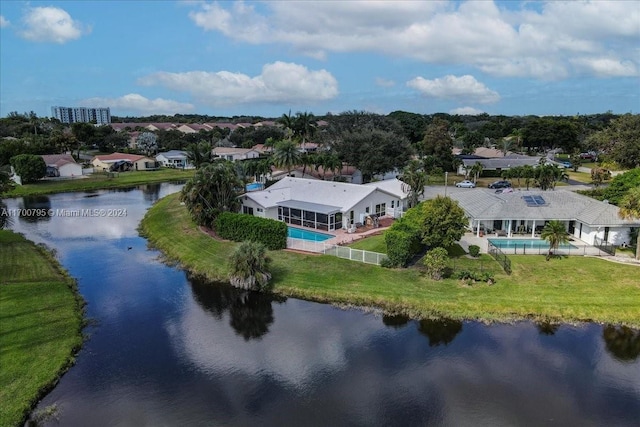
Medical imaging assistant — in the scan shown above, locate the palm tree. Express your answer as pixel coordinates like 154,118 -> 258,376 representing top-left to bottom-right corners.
470,161 -> 483,184
185,142 -> 212,169
541,220 -> 569,261
272,140 -> 301,175
255,158 -> 273,183
399,159 -> 428,208
522,165 -> 535,190
294,111 -> 317,151
228,241 -> 272,291
618,187 -> 640,260
277,110 -> 295,141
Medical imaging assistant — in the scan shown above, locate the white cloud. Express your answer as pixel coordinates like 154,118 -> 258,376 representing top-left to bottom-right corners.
19,6 -> 89,43
449,106 -> 485,116
0,15 -> 10,28
407,75 -> 500,104
187,1 -> 639,79
570,57 -> 638,78
375,77 -> 395,88
138,61 -> 339,105
81,94 -> 195,115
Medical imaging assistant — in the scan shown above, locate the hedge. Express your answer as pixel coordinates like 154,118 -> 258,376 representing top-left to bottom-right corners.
215,212 -> 287,250
384,217 -> 424,267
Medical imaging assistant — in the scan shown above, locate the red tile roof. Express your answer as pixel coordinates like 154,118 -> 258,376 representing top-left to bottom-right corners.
93,152 -> 148,162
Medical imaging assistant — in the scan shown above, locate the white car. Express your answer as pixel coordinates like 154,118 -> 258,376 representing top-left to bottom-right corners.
455,180 -> 476,188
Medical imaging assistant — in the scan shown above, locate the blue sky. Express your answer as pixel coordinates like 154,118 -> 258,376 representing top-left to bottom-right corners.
1,1 -> 638,119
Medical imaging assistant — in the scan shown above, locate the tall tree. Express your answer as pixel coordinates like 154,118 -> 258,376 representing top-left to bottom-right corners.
185,142 -> 213,169
272,140 -> 301,175
136,132 -> 158,156
10,154 -> 46,183
332,129 -> 412,183
180,161 -> 242,227
399,159 -> 428,208
277,110 -> 295,141
618,187 -> 640,260
541,220 -> 569,261
421,118 -> 455,171
294,111 -> 317,151
586,114 -> 640,169
419,196 -> 467,248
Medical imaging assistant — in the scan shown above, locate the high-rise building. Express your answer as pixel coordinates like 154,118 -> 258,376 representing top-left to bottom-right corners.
51,106 -> 111,125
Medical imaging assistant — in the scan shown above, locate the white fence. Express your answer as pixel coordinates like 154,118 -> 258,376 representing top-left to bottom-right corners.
287,237 -> 387,265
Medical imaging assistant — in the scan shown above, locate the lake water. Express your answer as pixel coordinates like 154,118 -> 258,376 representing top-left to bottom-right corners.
4,183 -> 640,426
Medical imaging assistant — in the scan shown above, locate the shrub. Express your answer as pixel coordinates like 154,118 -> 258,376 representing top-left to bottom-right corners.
453,269 -> 495,285
384,205 -> 425,267
423,247 -> 449,280
379,257 -> 396,269
468,245 -> 480,257
215,212 -> 287,250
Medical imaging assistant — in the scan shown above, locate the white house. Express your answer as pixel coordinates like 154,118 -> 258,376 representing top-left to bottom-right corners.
212,147 -> 260,162
239,177 -> 409,231
422,187 -> 640,246
156,150 -> 193,169
41,154 -> 83,177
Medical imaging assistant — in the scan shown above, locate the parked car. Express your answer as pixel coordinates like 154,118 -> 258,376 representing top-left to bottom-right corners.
560,161 -> 572,168
488,180 -> 511,189
456,180 -> 476,188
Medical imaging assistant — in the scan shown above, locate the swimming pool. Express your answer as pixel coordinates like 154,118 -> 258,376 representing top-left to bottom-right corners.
489,238 -> 578,249
288,227 -> 334,242
245,182 -> 264,191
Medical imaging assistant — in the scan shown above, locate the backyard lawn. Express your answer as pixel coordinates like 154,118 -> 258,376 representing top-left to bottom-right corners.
4,168 -> 195,197
0,231 -> 84,427
141,193 -> 640,327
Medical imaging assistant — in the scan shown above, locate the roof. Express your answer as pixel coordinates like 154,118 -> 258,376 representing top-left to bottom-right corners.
157,150 -> 187,159
41,154 -> 77,168
212,147 -> 258,156
422,187 -> 640,227
243,177 -> 380,212
363,178 -> 410,199
460,157 -> 542,169
92,152 -> 149,163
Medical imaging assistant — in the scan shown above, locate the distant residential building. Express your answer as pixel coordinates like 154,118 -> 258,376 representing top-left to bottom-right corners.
51,106 -> 111,125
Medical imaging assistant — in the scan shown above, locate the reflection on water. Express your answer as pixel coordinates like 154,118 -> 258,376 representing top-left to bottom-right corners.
189,274 -> 286,341
536,321 -> 561,335
18,195 -> 52,223
417,318 -> 463,346
3,183 -> 639,426
603,325 -> 640,362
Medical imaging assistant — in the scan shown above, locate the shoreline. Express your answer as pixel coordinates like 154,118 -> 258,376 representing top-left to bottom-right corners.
140,192 -> 640,328
0,230 -> 86,427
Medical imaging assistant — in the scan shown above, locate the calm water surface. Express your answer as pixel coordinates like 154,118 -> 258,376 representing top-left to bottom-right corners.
5,183 -> 640,426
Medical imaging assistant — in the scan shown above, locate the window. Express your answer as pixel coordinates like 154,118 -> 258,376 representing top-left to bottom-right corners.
391,200 -> 395,208
257,208 -> 263,213
375,203 -> 386,215
365,207 -> 370,214
243,206 -> 254,215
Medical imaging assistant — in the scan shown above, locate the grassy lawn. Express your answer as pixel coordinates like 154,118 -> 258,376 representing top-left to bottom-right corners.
566,170 -> 593,183
141,193 -> 640,327
348,233 -> 387,253
0,231 -> 84,427
4,168 -> 195,197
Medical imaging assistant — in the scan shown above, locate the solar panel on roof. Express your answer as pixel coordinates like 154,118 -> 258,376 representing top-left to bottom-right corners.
522,195 -> 546,206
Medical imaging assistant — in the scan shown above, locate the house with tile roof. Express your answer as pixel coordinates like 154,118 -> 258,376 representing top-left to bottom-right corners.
91,152 -> 159,172
41,154 -> 83,177
422,187 -> 640,246
240,177 -> 409,231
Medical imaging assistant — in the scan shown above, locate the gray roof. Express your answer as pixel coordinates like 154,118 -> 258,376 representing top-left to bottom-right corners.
243,177 -> 407,213
461,157 -> 541,169
422,187 -> 640,227
276,200 -> 342,214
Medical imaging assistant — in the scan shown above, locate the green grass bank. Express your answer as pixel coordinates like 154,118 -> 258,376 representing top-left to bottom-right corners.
0,230 -> 85,427
4,168 -> 195,197
140,193 -> 640,327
